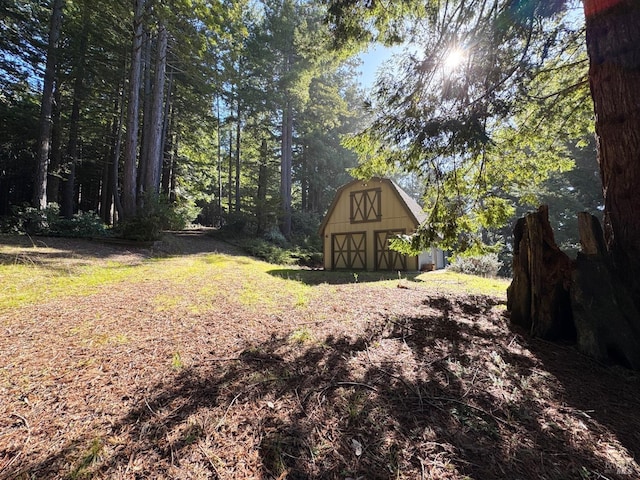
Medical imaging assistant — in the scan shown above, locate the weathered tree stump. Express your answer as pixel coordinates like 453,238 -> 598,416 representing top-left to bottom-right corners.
570,212 -> 640,369
508,207 -> 640,369
507,205 -> 575,339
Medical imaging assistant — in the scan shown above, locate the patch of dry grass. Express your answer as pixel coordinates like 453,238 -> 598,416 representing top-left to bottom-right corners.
1,234 -> 639,479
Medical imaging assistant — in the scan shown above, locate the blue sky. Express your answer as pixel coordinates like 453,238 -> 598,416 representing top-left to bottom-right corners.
357,44 -> 399,89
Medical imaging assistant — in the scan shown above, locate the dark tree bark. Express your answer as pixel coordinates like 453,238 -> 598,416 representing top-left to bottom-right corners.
235,98 -> 241,212
216,96 -> 223,218
47,84 -> 62,204
569,212 -> 640,369
228,129 -> 233,211
256,138 -> 269,235
143,24 -> 167,195
61,4 -> 90,219
584,0 -> 640,300
507,206 -> 575,340
160,75 -> 174,198
159,70 -> 173,196
138,29 -> 153,199
33,0 -> 64,209
122,0 -> 145,219
280,100 -> 293,238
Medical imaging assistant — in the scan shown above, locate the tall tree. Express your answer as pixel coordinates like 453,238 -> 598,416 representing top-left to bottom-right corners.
143,22 -> 168,195
61,1 -> 91,218
585,0 -> 640,288
33,0 -> 65,209
122,0 -> 145,218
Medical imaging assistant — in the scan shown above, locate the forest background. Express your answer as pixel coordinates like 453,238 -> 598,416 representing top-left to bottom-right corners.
1,0 -> 602,269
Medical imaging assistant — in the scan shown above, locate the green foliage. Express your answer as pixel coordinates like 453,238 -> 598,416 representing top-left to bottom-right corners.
5,203 -> 108,238
290,210 -> 323,250
448,253 -> 503,278
338,1 -> 591,255
70,438 -> 103,479
210,220 -> 322,266
262,226 -> 289,247
220,211 -> 253,234
239,238 -> 297,265
116,195 -> 198,242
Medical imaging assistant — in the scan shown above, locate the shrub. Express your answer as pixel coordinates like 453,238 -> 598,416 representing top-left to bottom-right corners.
241,238 -> 296,265
17,203 -> 60,236
167,198 -> 201,231
115,195 -> 199,241
291,210 -> 321,238
448,253 -> 503,277
220,211 -> 252,234
6,203 -> 107,238
262,226 -> 288,247
51,211 -> 108,238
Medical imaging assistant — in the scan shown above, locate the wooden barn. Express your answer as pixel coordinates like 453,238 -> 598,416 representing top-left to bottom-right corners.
319,177 -> 445,271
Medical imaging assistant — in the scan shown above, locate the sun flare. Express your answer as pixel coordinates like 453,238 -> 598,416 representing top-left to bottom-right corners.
443,47 -> 466,72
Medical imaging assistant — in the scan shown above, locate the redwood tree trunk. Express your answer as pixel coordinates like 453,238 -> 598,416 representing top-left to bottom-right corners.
61,4 -> 90,219
122,0 -> 145,219
144,24 -> 167,195
33,0 -> 64,209
583,0 -> 640,299
280,100 -> 293,238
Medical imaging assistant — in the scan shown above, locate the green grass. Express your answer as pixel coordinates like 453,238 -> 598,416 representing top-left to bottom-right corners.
0,262 -> 143,310
0,239 -> 508,314
266,268 -> 509,297
414,271 -> 510,297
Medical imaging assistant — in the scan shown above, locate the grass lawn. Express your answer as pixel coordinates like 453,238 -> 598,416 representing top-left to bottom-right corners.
1,233 -> 639,479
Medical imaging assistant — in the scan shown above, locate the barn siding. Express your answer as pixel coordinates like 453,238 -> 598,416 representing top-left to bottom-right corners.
321,179 -> 421,271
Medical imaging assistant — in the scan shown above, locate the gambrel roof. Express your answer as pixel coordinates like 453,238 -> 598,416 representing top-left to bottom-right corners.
319,177 -> 427,234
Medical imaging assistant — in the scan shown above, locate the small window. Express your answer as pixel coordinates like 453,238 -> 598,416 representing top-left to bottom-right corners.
350,188 -> 381,223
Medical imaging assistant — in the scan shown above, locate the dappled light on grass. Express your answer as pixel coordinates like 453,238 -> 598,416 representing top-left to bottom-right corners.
0,234 -> 639,478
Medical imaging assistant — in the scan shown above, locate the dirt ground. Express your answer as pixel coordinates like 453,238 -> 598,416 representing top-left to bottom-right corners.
1,233 -> 639,479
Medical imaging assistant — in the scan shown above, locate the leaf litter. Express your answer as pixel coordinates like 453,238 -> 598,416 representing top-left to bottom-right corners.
1,233 -> 639,479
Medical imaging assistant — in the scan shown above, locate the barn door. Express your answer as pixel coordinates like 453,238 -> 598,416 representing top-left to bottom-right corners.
332,232 -> 367,270
375,230 -> 407,271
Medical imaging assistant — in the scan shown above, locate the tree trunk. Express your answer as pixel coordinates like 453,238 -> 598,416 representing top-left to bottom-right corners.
143,24 -> 167,195
122,0 -> 145,219
508,206 -> 640,368
280,100 -> 293,238
583,0 -> 640,302
507,206 -> 575,340
161,132 -> 174,196
33,0 -> 64,209
160,70 -> 174,197
138,29 -> 153,199
47,84 -> 62,204
570,212 -> 640,369
301,144 -> 308,212
228,130 -> 233,211
256,138 -> 268,235
160,75 -> 174,198
235,99 -> 241,212
216,97 -> 223,219
61,4 -> 90,219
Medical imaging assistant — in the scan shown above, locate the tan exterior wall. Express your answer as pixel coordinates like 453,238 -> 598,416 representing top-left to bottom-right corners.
321,179 -> 420,271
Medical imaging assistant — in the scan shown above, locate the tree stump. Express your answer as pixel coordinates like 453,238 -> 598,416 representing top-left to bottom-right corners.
508,208 -> 640,369
570,212 -> 640,369
507,205 -> 575,339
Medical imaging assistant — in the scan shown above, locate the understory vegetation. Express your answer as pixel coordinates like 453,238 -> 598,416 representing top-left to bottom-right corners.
1,233 -> 638,479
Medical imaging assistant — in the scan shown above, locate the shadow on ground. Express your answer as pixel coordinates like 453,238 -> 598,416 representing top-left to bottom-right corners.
0,230 -> 240,269
267,268 -> 424,285
14,294 -> 640,479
